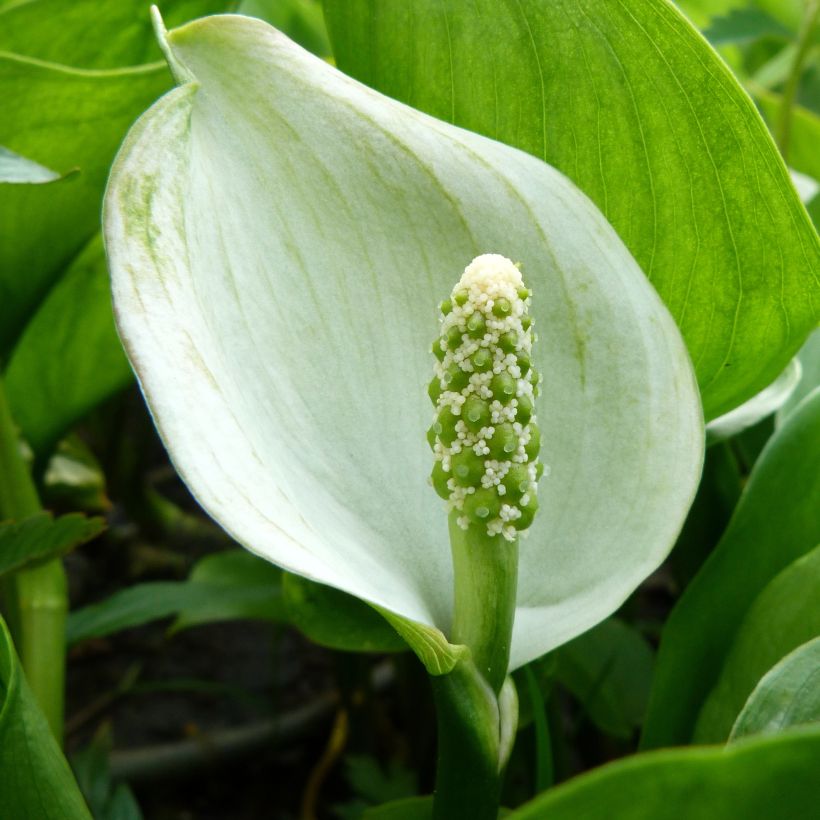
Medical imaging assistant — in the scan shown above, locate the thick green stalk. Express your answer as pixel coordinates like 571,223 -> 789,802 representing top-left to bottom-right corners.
0,380 -> 67,742
431,517 -> 519,819
449,512 -> 517,696
432,661 -> 504,820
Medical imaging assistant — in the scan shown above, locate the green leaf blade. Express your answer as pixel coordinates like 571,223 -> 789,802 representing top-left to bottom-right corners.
731,636 -> 820,741
0,512 -> 104,578
509,727 -> 820,819
643,387 -> 820,747
0,617 -> 92,819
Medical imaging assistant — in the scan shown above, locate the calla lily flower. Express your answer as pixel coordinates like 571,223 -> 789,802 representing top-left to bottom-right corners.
104,12 -> 703,672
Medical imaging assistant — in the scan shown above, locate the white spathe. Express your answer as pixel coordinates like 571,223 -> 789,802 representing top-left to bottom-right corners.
104,13 -> 703,671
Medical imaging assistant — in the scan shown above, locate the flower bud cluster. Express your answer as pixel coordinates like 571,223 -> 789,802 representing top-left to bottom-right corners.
429,254 -> 543,541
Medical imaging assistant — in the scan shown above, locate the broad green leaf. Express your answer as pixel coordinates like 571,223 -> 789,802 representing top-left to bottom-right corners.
694,545 -> 820,743
0,53 -> 169,354
0,616 -> 92,819
778,328 -> 820,421
283,574 -> 408,653
509,726 -> 820,819
730,637 -> 820,741
170,549 -> 284,633
0,511 -> 104,578
552,618 -> 654,739
0,145 -> 60,183
4,236 -> 133,456
705,359 -> 801,443
0,0 -> 229,69
643,387 -> 820,747
104,14 -> 702,670
323,0 -> 820,420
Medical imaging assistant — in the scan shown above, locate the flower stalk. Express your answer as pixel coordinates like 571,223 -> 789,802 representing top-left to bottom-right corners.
0,380 -> 67,742
428,254 -> 542,817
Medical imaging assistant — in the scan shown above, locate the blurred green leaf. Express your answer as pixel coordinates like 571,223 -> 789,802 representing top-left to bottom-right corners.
756,91 -> 820,180
0,0 -> 228,68
170,549 -> 285,633
0,616 -> 92,819
676,1 -> 803,32
731,636 -> 820,741
42,435 -> 111,513
344,755 -> 418,806
283,574 -> 407,653
0,511 -> 104,578
644,387 -> 820,747
509,727 -> 820,819
669,443 -> 742,587
238,0 -> 331,56
0,53 -> 169,355
778,329 -> 820,422
705,7 -> 790,44
552,618 -> 654,739
362,797 -> 432,820
71,729 -> 142,820
70,548 -> 408,653
324,0 -> 820,419
67,581 -> 238,645
695,545 -> 820,742
4,236 -> 133,456
0,145 -> 61,183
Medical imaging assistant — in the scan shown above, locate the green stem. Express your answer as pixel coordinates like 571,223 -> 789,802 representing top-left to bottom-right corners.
449,512 -> 518,696
432,662 -> 503,820
0,380 -> 67,743
776,0 -> 819,160
431,514 -> 519,819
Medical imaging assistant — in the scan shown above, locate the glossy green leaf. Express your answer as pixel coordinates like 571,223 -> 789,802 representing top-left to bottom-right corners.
0,52 -> 169,354
0,616 -> 92,819
283,574 -> 407,653
552,618 -> 654,739
643,387 -> 820,747
0,511 -> 104,578
731,636 -> 820,741
509,727 -> 820,819
0,0 -> 228,69
694,545 -> 820,743
104,13 -> 702,671
323,0 -> 820,420
4,236 -> 133,456
0,145 -> 61,183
